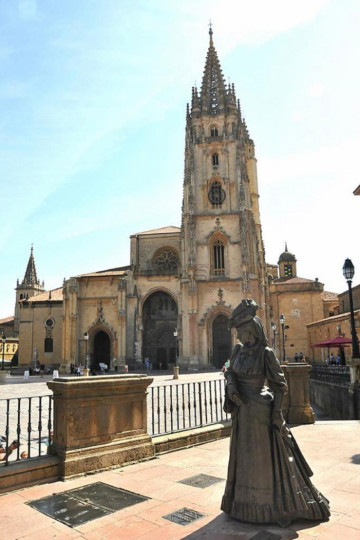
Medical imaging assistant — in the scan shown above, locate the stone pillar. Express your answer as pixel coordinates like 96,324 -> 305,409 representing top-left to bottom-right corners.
348,357 -> 360,420
281,363 -> 315,424
47,374 -> 154,478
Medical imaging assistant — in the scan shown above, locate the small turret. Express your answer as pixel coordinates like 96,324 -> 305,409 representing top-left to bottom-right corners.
278,243 -> 297,279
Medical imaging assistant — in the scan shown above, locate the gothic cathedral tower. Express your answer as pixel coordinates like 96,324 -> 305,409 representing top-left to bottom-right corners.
180,28 -> 269,369
14,246 -> 45,334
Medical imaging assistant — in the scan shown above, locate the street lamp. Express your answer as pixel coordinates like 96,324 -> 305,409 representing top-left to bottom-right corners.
271,322 -> 277,351
173,329 -> 179,379
173,329 -> 178,366
84,332 -> 89,369
1,334 -> 6,371
279,314 -> 286,363
342,259 -> 360,358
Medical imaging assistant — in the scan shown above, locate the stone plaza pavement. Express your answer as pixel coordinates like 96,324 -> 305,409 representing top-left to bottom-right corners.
1,374 -> 359,539
0,412 -> 359,538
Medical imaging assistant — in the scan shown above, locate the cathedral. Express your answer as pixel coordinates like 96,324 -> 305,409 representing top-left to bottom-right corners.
15,29 -> 270,372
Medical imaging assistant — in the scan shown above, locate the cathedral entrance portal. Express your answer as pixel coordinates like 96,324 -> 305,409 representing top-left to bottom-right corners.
143,292 -> 178,370
93,330 -> 110,372
212,315 -> 231,369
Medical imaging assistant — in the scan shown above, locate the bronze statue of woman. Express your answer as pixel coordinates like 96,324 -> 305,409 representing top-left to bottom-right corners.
221,298 -> 330,527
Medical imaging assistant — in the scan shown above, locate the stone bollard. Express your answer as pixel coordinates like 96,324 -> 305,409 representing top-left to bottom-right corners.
281,363 -> 315,424
47,374 -> 154,478
173,366 -> 179,380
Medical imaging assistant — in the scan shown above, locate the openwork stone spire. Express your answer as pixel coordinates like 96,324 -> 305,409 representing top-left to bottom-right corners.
21,245 -> 41,287
200,27 -> 228,115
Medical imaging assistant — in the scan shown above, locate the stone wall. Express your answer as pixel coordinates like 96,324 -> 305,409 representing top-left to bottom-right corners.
309,379 -> 360,419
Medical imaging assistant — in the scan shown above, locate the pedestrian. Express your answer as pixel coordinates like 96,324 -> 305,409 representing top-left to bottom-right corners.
299,352 -> 304,362
145,357 -> 150,372
294,352 -> 299,362
330,353 -> 335,365
76,365 -> 81,377
336,354 -> 341,365
113,358 -> 118,372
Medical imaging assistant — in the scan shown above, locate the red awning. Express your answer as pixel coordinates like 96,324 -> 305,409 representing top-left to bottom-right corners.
311,336 -> 353,348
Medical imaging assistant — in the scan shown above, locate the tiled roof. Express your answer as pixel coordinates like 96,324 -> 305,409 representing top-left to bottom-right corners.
26,287 -> 63,303
78,269 -> 128,278
321,291 -> 338,302
0,316 -> 14,324
133,226 -> 181,236
275,277 -> 318,284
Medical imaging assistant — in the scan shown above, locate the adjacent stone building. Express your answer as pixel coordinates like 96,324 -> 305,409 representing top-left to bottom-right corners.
268,245 -> 338,362
307,284 -> 360,364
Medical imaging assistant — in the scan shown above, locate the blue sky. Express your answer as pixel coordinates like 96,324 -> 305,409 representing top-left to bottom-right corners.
0,0 -> 359,318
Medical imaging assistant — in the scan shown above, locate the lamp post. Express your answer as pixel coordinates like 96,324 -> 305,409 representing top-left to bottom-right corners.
173,329 -> 179,379
1,334 -> 6,371
84,332 -> 89,376
279,314 -> 286,363
342,259 -> 360,358
271,322 -> 277,351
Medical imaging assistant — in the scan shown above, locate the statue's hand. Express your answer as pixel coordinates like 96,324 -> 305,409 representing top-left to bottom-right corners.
272,410 -> 285,431
232,392 -> 247,406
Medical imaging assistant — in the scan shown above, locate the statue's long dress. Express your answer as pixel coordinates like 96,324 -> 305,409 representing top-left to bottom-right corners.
221,345 -> 330,524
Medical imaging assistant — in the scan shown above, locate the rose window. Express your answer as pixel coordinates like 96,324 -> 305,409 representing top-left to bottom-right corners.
154,250 -> 178,273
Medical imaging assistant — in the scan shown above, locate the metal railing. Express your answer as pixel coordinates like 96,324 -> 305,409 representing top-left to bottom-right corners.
148,379 -> 230,437
310,364 -> 350,386
0,395 -> 53,466
1,380 -> 230,466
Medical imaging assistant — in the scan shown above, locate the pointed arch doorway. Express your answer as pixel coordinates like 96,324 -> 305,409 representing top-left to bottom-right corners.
212,314 -> 231,369
93,330 -> 110,372
142,291 -> 178,370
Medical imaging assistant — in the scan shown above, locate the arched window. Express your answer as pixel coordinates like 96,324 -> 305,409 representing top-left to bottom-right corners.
208,181 -> 225,208
44,338 -> 53,353
213,239 -> 225,276
210,126 -> 218,137
212,153 -> 219,166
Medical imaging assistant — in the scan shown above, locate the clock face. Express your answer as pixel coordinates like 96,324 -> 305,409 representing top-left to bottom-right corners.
284,264 -> 293,277
208,181 -> 225,205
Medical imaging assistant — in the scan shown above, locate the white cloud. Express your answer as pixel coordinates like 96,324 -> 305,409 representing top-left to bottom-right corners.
291,110 -> 302,122
259,138 -> 359,186
308,82 -> 325,97
204,0 -> 331,48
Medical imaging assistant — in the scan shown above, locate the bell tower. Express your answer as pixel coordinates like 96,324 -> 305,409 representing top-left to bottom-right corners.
14,246 -> 45,334
180,27 -> 269,368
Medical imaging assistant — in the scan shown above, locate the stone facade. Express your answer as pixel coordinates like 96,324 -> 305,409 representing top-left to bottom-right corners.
269,246 -> 338,362
15,32 -> 338,373
17,288 -> 63,368
58,31 -> 268,372
306,284 -> 360,364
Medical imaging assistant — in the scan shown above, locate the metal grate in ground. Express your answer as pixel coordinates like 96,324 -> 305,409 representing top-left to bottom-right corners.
179,473 -> 225,488
163,507 -> 206,526
28,482 -> 149,528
